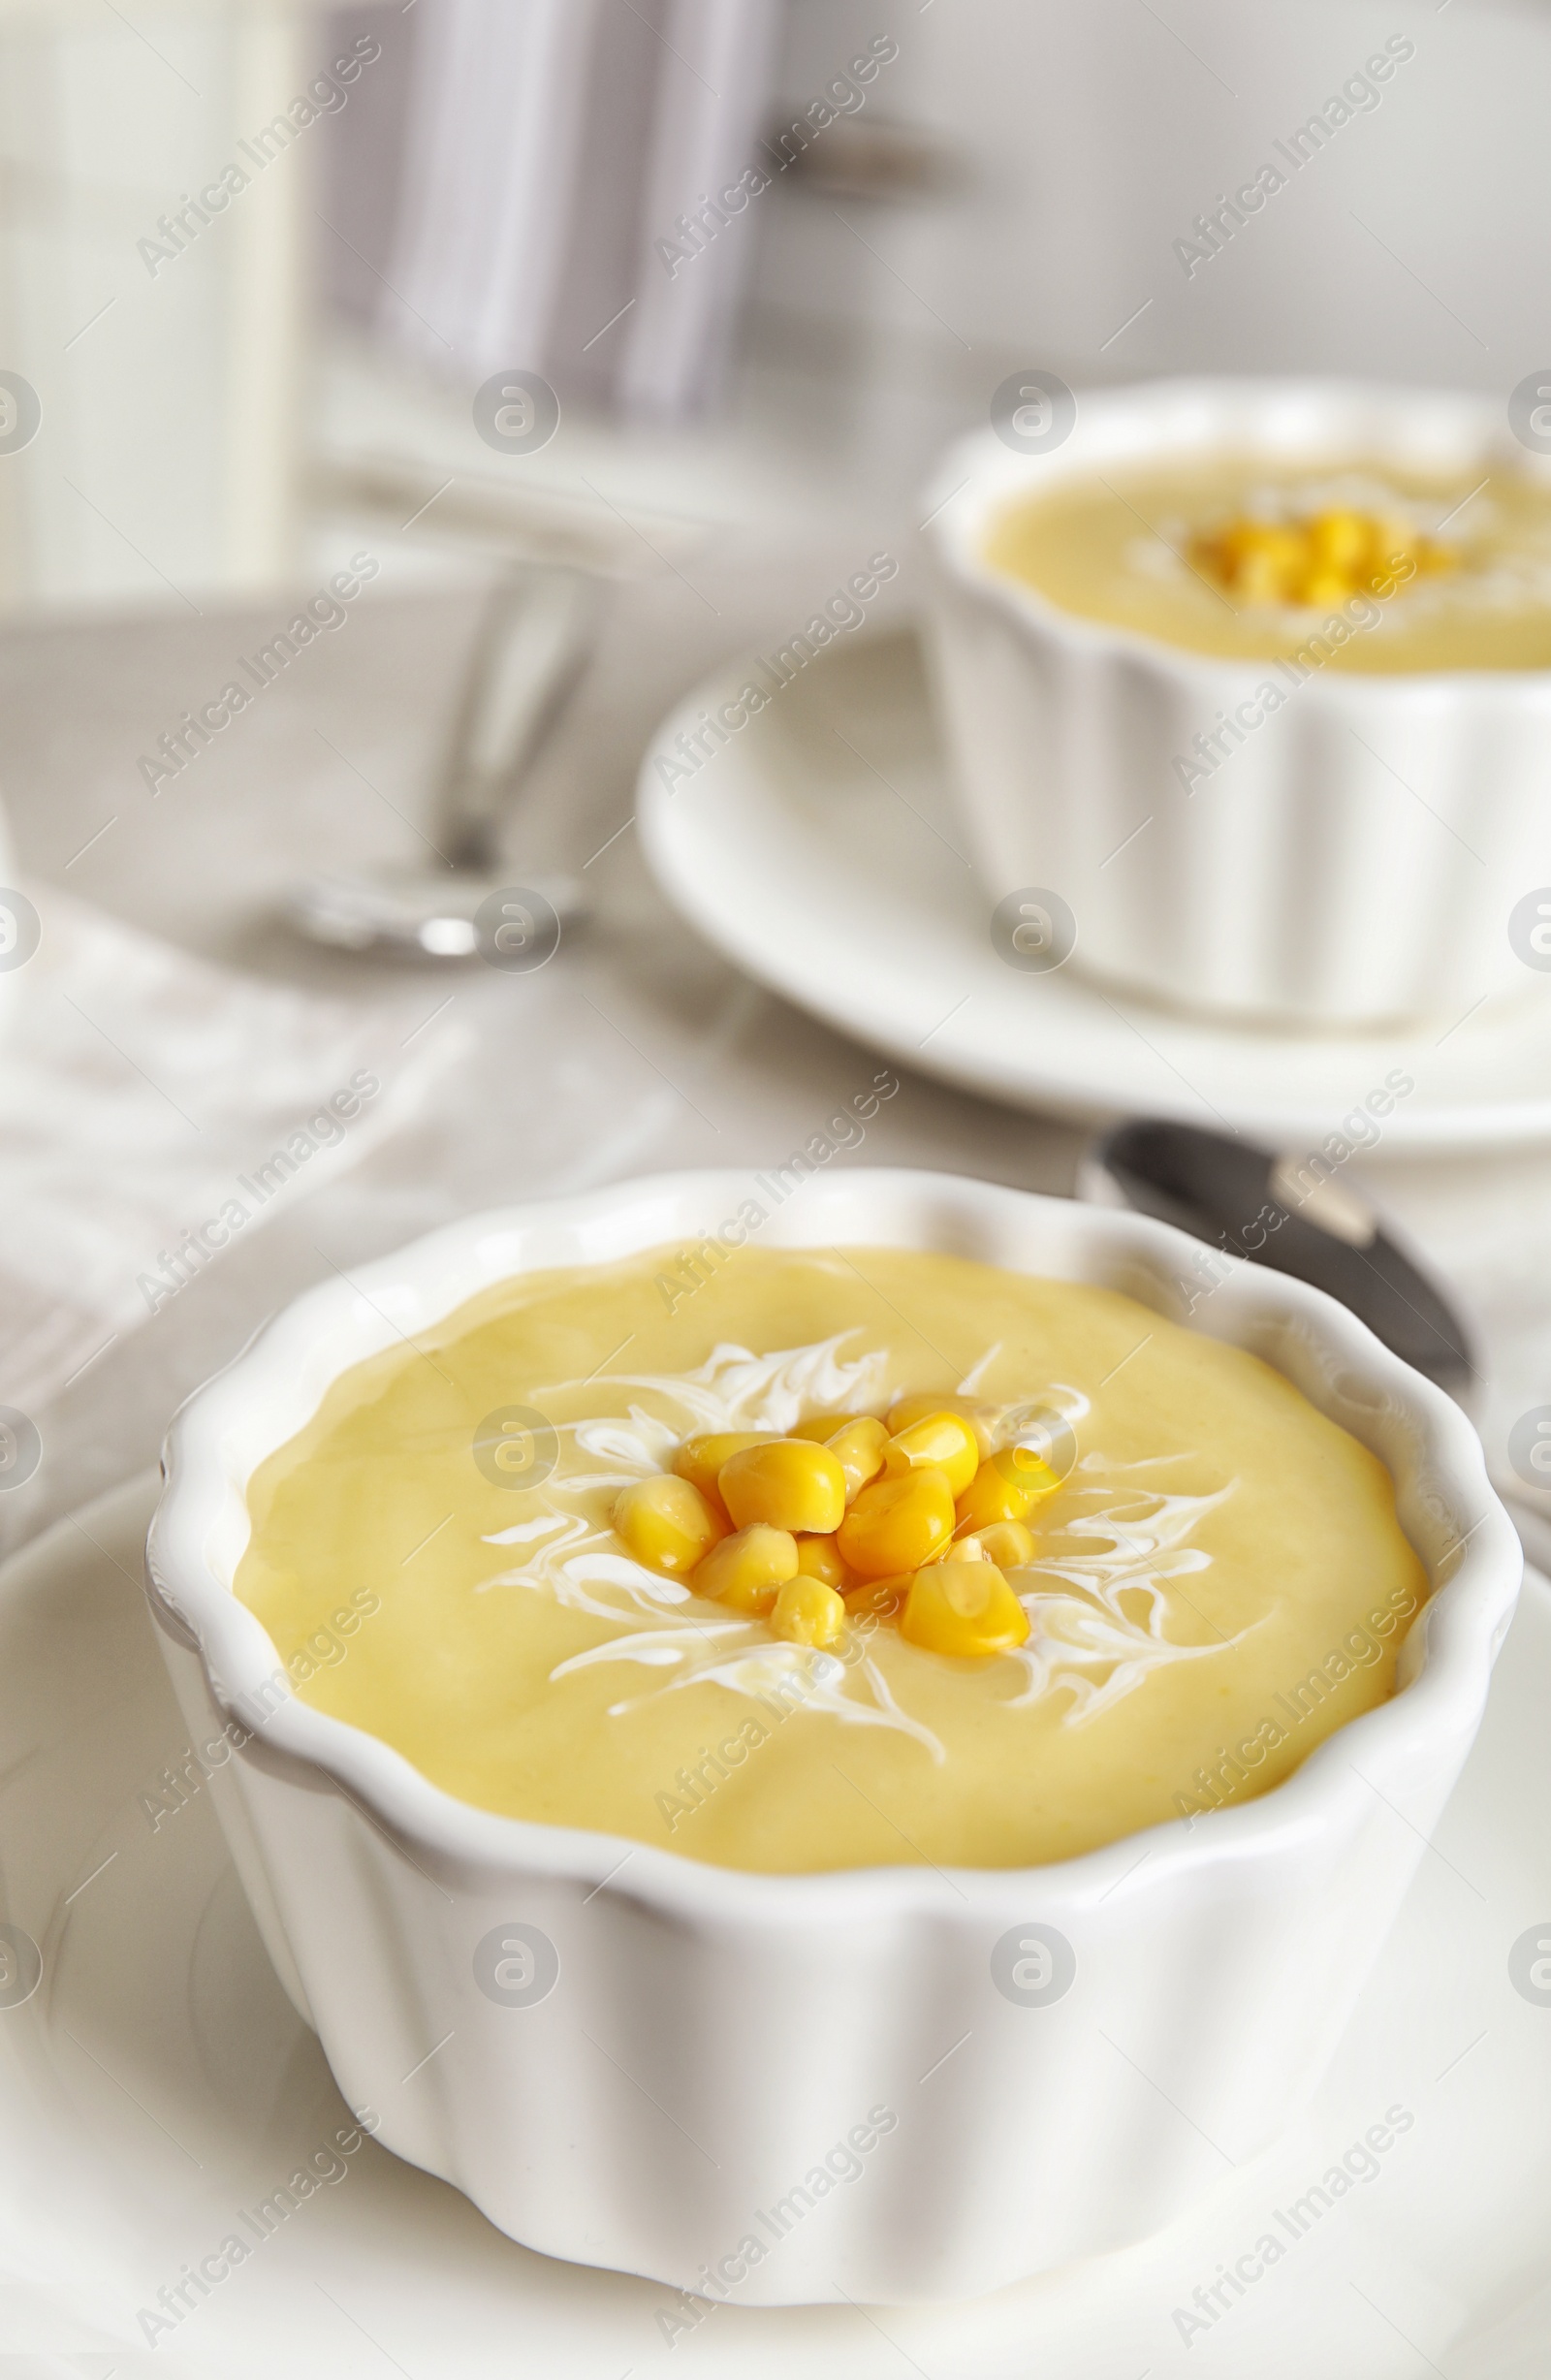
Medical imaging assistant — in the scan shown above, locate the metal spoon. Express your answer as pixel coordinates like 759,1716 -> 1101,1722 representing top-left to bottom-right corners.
1080,1117 -> 1551,1570
286,564 -> 598,960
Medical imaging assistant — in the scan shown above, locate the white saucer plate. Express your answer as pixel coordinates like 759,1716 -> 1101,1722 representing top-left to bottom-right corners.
638,627 -> 1551,1151
4,1475 -> 1551,2375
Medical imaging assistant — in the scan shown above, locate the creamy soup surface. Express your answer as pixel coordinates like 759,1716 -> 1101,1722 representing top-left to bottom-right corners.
985,458 -> 1551,672
237,1247 -> 1428,1872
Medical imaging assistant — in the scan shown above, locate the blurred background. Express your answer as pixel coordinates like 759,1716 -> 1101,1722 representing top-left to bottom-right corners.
5,0 -> 1551,1562
2,0 -> 1547,616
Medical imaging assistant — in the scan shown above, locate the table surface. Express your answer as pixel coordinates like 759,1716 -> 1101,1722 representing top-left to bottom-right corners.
3,524 -> 1549,1555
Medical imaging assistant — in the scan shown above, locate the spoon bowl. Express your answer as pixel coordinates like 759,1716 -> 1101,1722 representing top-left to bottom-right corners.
286,563 -> 598,963
284,864 -> 585,963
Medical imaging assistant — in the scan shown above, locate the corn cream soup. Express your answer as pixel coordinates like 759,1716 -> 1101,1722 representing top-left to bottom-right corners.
986,459 -> 1551,672
237,1247 -> 1428,1872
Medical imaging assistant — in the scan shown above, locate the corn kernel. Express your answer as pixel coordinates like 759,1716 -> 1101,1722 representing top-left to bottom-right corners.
693,1523 -> 798,1613
939,1531 -> 987,1562
1194,520 -> 1302,603
718,1439 -> 847,1534
615,1475 -> 726,1576
837,1466 -> 957,1579
920,1528 -> 988,1567
976,1518 -> 1036,1570
1307,508 -> 1371,574
789,1411 -> 858,1442
881,1411 -> 980,1498
901,1562 -> 1029,1658
886,1392 -> 997,1457
1221,520 -> 1285,564
843,1572 -> 912,1620
1001,1443 -> 1062,1495
794,1532 -> 852,1590
955,1447 -> 1061,1532
1228,524 -> 1305,602
674,1432 -> 776,1501
1294,567 -> 1353,610
770,1573 -> 845,1649
825,1414 -> 890,1501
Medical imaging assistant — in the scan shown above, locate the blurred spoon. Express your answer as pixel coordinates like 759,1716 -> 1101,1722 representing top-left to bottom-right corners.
1080,1117 -> 1551,1571
286,563 -> 597,961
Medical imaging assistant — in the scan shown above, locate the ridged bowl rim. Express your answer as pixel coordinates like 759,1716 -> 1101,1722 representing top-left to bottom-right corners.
922,373 -> 1551,697
145,1167 -> 1519,1921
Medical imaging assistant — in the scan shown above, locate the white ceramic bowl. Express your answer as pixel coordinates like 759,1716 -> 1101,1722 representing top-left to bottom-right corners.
144,1169 -> 1517,2306
925,378 -> 1551,1028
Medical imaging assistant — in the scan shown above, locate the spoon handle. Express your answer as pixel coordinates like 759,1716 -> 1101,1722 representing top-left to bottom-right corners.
1079,1122 -> 1476,1400
1079,1120 -> 1551,1571
434,565 -> 599,874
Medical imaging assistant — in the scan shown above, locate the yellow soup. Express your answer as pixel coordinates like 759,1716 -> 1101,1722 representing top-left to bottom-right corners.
237,1246 -> 1428,1873
985,458 -> 1551,672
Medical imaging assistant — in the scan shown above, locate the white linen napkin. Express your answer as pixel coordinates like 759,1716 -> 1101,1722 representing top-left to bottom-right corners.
0,887 -> 455,1417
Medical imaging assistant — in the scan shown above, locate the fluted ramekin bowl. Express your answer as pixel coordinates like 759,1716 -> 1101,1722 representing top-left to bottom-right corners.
925,379 -> 1551,1027
144,1170 -> 1517,2305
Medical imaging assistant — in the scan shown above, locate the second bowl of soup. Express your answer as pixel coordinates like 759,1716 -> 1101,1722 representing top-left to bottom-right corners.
926,379 -> 1551,1026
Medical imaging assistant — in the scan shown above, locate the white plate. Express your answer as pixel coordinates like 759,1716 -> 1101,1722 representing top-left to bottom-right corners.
5,1473 -> 1551,2375
638,627 -> 1551,1151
